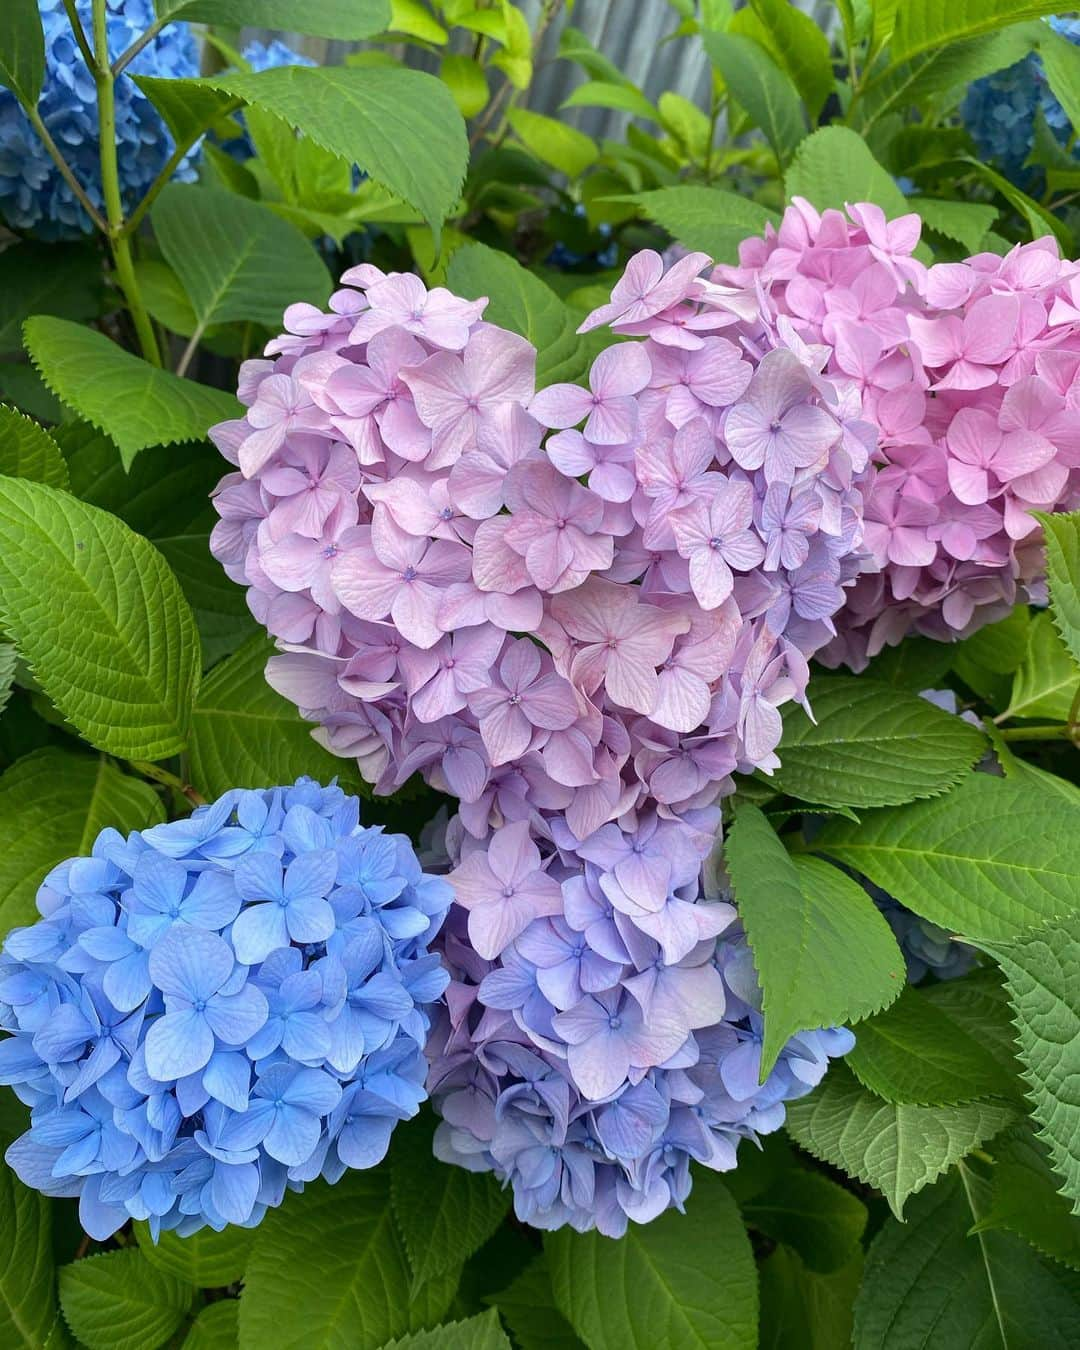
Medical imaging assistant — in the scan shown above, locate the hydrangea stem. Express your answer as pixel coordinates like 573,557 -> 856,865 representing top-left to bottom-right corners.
90,0 -> 162,367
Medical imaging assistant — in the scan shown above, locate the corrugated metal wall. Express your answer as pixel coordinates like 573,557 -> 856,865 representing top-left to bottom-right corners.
237,0 -> 836,141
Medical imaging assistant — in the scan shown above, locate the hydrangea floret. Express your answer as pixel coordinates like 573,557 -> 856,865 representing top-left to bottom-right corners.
0,0 -> 200,238
717,197 -> 1080,667
209,249 -> 872,834
0,779 -> 452,1239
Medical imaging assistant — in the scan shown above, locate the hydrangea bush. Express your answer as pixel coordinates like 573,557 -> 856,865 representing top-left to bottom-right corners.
0,780 -> 451,1238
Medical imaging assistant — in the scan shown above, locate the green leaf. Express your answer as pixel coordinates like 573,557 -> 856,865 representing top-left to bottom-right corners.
910,195 -> 999,251
189,633 -> 361,801
981,908 -> 1080,1212
620,185 -> 778,263
389,0 -> 449,44
785,1062 -> 1017,1217
892,1 -> 1064,63
561,80 -> 658,121
0,643 -> 15,718
749,0 -> 835,118
1037,511 -> 1080,668
390,1113 -> 509,1294
773,676 -> 985,808
952,603 -> 1031,703
440,54 -> 488,118
810,772 -> 1080,941
976,1124 -> 1080,1270
0,406 -> 69,488
0,477 -> 200,759
705,32 -> 806,164
487,1256 -> 585,1350
726,807 -> 903,1075
920,966 -> 1024,1075
846,984 -> 1019,1105
743,1170 -> 866,1273
239,1171 -> 455,1348
0,0 -> 44,108
446,243 -> 589,386
0,748 -> 164,938
132,76 -> 240,149
506,107 -> 597,178
965,155 -> 1073,251
154,0 -> 390,37
379,1309 -> 511,1350
546,1171 -> 757,1350
556,26 -> 632,86
0,243 -> 100,355
1003,610 -> 1080,721
206,67 -> 467,238
23,318 -> 239,470
785,125 -> 909,217
852,1164 -> 1080,1348
58,1251 -> 193,1350
863,636 -> 955,692
134,1223 -> 252,1288
182,1301 -> 238,1350
758,1247 -> 862,1350
0,1143 -> 57,1349
1039,27 -> 1080,133
153,184 -> 331,333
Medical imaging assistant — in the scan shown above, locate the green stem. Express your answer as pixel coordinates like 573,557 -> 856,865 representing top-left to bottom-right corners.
129,760 -> 206,806
111,16 -> 165,77
61,0 -> 97,71
998,724 -> 1073,742
91,0 -> 161,366
24,105 -> 108,233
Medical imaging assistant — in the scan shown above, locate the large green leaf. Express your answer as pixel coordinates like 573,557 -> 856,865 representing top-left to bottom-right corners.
727,806 -> 903,1075
239,1171 -> 455,1347
618,186 -> 778,264
0,478 -> 200,759
1003,611 -> 1080,722
705,32 -> 806,165
0,243 -> 100,354
152,184 -> 331,334
380,1310 -> 511,1350
154,0 -> 390,36
1037,511 -> 1080,669
920,967 -> 1024,1076
183,1302 -> 237,1350
758,1247 -> 862,1350
981,909 -> 1080,1212
446,244 -> 588,387
892,1 -> 1064,63
785,1063 -> 1017,1217
487,1256 -> 585,1350
132,76 -> 240,149
846,984 -> 1019,1105
911,196 -> 999,252
784,126 -> 909,217
747,0 -> 835,118
189,633 -> 362,803
852,1165 -> 1080,1348
0,1143 -> 57,1349
390,1114 -> 508,1294
23,318 -> 239,470
773,676 -> 985,807
743,1170 -> 866,1273
979,1125 -> 1080,1271
0,748 -> 164,939
0,643 -> 15,719
205,67 -> 466,237
0,0 -> 44,108
811,773 -> 1080,940
546,1171 -> 758,1350
0,406 -> 69,488
134,1223 -> 252,1288
58,1251 -> 193,1350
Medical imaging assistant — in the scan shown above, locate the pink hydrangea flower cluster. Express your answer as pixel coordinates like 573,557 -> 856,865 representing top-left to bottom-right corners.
421,809 -> 853,1236
209,255 -> 872,835
716,198 -> 1080,666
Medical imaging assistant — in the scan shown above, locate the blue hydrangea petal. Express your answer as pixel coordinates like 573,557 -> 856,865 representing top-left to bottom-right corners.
145,1007 -> 215,1082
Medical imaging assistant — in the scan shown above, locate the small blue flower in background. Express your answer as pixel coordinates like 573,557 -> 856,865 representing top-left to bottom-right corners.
0,0 -> 201,239
0,778 -> 452,1239
961,16 -> 1080,185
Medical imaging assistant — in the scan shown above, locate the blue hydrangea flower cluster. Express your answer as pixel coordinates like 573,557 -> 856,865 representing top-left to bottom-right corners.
0,779 -> 452,1240
0,0 -> 200,239
961,16 -> 1080,184
872,890 -> 977,984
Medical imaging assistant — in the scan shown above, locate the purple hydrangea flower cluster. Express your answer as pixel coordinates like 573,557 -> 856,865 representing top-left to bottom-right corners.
0,0 -> 200,238
0,779 -> 451,1239
423,810 -> 853,1236
716,198 -> 1080,668
209,252 -> 872,838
